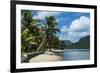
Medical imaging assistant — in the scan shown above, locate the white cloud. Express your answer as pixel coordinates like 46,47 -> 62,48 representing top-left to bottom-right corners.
59,16 -> 90,42
59,31 -> 89,42
60,16 -> 90,33
68,31 -> 89,37
70,16 -> 90,32
60,26 -> 69,32
33,11 -> 61,20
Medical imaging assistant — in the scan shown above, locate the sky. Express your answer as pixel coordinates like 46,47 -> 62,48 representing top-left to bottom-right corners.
32,10 -> 90,42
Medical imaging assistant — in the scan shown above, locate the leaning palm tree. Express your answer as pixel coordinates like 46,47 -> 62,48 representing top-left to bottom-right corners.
21,10 -> 60,53
36,16 -> 60,51
46,16 -> 60,50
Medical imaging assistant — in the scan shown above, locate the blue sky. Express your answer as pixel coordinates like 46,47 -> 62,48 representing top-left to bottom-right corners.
32,10 -> 90,42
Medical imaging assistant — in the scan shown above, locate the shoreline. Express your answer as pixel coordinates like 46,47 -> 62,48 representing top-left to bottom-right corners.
22,49 -> 90,63
29,51 -> 63,63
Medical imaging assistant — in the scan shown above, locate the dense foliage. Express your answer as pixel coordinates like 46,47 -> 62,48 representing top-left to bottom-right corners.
60,36 -> 90,49
21,10 -> 60,53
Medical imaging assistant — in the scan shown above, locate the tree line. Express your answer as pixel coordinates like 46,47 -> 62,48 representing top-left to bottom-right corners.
21,10 -> 61,53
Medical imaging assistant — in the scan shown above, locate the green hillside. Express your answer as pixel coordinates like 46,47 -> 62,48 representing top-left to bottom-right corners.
61,35 -> 90,49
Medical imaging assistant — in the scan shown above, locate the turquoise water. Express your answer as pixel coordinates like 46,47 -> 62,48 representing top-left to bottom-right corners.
57,49 -> 90,61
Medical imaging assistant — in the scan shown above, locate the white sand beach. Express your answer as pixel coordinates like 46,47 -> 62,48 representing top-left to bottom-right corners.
29,52 -> 63,63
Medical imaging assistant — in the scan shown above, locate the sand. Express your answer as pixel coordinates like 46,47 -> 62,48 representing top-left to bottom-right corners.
29,52 -> 63,63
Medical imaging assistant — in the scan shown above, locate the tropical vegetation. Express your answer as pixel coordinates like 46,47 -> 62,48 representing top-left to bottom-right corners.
21,10 -> 60,53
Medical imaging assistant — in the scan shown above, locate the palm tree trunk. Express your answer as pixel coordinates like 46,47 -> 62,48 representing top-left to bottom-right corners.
36,34 -> 47,52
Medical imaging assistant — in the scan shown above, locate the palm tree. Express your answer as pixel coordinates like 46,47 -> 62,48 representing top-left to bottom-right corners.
21,10 -> 40,53
21,10 -> 60,53
45,16 -> 60,50
36,16 -> 60,51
